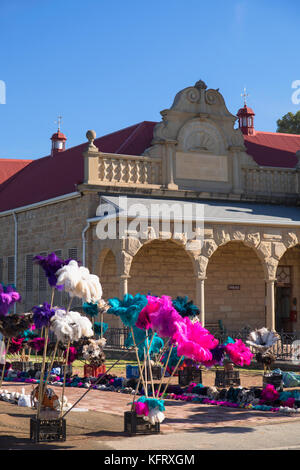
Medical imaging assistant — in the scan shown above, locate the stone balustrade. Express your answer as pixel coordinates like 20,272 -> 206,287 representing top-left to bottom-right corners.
242,166 -> 299,196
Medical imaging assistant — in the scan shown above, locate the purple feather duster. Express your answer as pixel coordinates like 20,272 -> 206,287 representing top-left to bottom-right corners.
34,252 -> 71,290
32,302 -> 56,328
0,284 -> 21,316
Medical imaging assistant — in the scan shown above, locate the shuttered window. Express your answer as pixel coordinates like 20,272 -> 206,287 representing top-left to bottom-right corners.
0,258 -> 3,284
25,254 -> 34,292
7,256 -> 15,284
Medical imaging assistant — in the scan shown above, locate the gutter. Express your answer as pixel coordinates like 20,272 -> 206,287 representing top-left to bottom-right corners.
0,191 -> 81,217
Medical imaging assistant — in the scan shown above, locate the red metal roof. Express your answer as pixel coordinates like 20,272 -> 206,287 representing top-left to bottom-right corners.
0,121 -> 156,212
243,131 -> 300,167
0,159 -> 32,185
0,121 -> 299,213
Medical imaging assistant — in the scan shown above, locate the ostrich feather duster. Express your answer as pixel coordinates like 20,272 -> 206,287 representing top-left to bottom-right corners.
27,337 -> 46,352
82,301 -> 99,318
55,260 -> 103,303
246,327 -> 280,352
225,339 -> 253,367
82,338 -> 106,366
173,316 -> 219,364
0,284 -> 21,316
50,309 -> 94,343
107,294 -> 148,328
8,337 -> 24,353
32,302 -> 56,328
135,295 -> 161,330
172,296 -> 200,318
93,321 -> 108,336
0,313 -> 33,338
148,295 -> 183,339
34,252 -> 71,290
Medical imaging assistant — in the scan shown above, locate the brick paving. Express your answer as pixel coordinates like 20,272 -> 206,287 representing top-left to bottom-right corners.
2,368 -> 300,436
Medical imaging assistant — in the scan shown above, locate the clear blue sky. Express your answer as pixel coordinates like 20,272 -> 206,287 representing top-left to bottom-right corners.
0,0 -> 299,159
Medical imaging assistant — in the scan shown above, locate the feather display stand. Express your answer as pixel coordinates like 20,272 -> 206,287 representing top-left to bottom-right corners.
62,335 -> 148,419
130,327 -> 147,395
60,339 -> 70,418
131,334 -> 155,411
161,355 -> 184,397
146,331 -> 155,397
0,337 -> 10,388
156,344 -> 173,398
36,287 -> 54,419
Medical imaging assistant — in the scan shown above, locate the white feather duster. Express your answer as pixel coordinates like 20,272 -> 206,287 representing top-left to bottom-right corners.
50,309 -> 93,343
246,327 -> 280,352
144,408 -> 165,425
55,260 -> 103,303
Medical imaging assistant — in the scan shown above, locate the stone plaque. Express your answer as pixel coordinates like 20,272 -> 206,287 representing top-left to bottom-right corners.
175,151 -> 228,182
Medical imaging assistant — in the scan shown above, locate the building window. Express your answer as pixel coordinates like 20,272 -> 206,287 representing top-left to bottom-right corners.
25,254 -> 34,292
38,252 -> 47,292
0,258 -> 3,284
68,247 -> 78,261
7,256 -> 15,285
276,266 -> 291,286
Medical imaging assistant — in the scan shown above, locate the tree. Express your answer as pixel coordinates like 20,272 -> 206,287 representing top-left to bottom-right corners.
276,111 -> 300,134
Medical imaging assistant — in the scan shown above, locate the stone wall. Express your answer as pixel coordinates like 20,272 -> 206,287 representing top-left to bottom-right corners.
128,239 -> 196,300
0,193 -> 99,312
205,242 -> 265,330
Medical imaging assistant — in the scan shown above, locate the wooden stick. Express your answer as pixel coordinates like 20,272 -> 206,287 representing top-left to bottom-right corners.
156,344 -> 174,398
161,355 -> 184,397
130,327 -> 147,395
60,339 -> 70,418
0,337 -> 10,388
146,331 -> 155,397
36,326 -> 49,419
41,339 -> 59,402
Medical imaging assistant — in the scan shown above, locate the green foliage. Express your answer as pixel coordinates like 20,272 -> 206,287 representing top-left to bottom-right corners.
276,111 -> 300,135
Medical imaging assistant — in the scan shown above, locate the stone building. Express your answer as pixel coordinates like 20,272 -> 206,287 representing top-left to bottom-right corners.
0,79 -> 300,333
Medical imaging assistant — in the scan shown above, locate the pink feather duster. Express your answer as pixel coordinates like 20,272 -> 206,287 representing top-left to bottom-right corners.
224,339 -> 253,366
173,317 -> 219,363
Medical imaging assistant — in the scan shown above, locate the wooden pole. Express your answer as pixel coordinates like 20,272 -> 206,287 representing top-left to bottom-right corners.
60,339 -> 70,418
130,327 -> 147,395
160,355 -> 184,397
156,344 -> 173,398
0,337 -> 10,388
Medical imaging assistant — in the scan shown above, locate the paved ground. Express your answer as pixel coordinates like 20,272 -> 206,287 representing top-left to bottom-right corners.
0,369 -> 300,451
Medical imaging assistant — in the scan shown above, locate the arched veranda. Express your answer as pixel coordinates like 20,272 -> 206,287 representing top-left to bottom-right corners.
128,239 -> 196,300
205,241 -> 266,331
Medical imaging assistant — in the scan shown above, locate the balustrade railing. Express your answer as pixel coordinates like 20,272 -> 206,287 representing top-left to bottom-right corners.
97,154 -> 162,187
242,166 -> 299,196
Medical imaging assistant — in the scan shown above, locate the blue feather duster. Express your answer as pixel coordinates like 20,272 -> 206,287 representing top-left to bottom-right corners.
107,294 -> 148,328
172,296 -> 200,317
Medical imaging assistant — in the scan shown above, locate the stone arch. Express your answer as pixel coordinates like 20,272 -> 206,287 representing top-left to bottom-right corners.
275,243 -> 300,331
128,238 -> 196,301
98,248 -> 119,300
205,240 -> 266,330
98,248 -> 120,327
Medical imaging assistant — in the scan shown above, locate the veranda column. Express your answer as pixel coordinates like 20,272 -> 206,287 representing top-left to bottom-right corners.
196,277 -> 206,326
119,274 -> 130,298
265,279 -> 276,330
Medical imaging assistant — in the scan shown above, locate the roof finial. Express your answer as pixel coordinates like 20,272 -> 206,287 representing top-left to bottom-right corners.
241,87 -> 249,106
55,115 -> 63,131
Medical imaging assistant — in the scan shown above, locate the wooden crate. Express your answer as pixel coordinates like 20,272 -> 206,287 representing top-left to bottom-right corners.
124,411 -> 160,435
143,365 -> 162,381
263,373 -> 283,391
215,369 -> 240,387
30,418 -> 66,443
84,364 -> 106,378
178,367 -> 202,386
